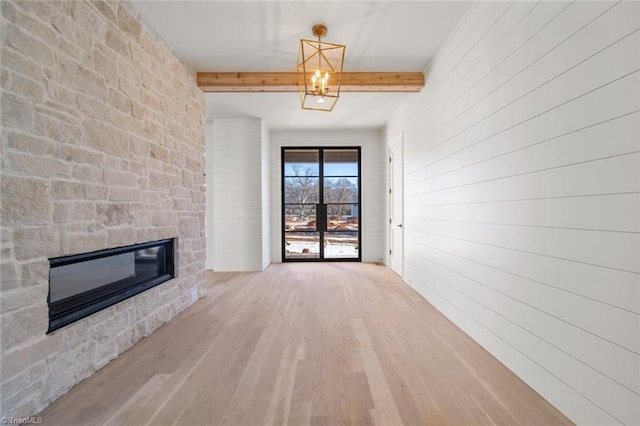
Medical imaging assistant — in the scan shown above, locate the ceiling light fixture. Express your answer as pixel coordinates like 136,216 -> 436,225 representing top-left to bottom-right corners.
297,24 -> 345,112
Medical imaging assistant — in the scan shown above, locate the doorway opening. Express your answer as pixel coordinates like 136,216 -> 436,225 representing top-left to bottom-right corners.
282,147 -> 361,261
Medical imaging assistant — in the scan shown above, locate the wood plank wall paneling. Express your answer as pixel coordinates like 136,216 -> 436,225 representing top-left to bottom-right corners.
269,130 -> 386,263
211,119 -> 269,271
206,124 -> 215,269
261,121 -> 271,269
386,1 -> 640,424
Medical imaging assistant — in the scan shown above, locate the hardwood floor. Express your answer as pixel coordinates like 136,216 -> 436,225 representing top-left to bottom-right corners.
39,263 -> 573,425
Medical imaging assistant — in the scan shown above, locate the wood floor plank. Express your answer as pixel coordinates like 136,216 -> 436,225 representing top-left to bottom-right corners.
352,318 -> 404,426
38,263 -> 573,426
288,402 -> 312,426
102,374 -> 172,425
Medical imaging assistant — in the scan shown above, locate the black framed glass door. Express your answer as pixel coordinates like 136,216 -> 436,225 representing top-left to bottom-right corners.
282,147 -> 361,261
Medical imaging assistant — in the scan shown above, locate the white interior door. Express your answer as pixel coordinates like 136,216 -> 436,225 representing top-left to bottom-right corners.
389,136 -> 404,276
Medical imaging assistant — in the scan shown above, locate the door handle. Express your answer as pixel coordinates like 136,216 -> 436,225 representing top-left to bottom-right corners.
322,204 -> 327,232
396,224 -> 403,228
316,204 -> 327,232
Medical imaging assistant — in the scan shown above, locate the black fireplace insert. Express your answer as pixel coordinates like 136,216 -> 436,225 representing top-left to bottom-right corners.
48,238 -> 175,333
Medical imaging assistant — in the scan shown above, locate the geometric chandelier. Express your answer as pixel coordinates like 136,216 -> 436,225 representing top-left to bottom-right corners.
297,24 -> 346,111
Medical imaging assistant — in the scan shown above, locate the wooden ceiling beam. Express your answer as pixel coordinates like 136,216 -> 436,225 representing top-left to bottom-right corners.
197,72 -> 424,93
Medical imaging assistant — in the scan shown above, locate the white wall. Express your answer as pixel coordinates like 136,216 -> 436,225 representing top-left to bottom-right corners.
261,121 -> 271,269
386,1 -> 640,424
209,118 -> 270,271
206,123 -> 215,269
270,129 -> 386,263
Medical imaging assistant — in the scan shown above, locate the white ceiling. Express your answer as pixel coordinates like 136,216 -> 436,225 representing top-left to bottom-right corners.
131,1 -> 472,130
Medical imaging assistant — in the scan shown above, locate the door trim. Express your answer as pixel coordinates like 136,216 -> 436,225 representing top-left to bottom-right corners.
388,134 -> 404,276
281,146 -> 362,262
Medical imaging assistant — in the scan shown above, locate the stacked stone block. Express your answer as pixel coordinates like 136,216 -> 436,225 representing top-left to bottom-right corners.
0,0 -> 205,417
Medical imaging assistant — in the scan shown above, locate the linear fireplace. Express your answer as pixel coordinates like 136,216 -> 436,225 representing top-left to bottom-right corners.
48,239 -> 176,333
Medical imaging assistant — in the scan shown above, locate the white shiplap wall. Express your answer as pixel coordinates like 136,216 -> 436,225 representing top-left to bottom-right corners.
270,129 -> 386,263
210,118 -> 269,271
386,1 -> 640,424
206,123 -> 215,269
261,121 -> 271,269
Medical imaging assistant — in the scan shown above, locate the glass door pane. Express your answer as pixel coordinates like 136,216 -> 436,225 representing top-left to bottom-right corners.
323,149 -> 359,259
282,147 -> 360,261
283,149 -> 320,260
323,149 -> 359,176
284,204 -> 320,259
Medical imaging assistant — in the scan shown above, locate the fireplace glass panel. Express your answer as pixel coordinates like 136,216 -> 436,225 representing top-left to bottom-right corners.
48,239 -> 174,333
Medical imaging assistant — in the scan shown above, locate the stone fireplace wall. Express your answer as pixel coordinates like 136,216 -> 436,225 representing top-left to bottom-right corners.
0,0 -> 205,417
